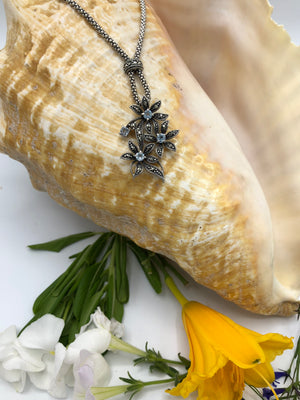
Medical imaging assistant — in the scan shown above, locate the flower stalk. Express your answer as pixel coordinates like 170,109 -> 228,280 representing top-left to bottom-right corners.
90,374 -> 187,400
109,336 -> 146,357
165,275 -> 188,307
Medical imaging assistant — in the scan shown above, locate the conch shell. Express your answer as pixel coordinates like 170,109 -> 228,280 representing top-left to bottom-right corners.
150,0 -> 300,304
0,0 -> 298,316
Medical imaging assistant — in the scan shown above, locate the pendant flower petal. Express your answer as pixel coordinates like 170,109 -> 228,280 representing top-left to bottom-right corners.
145,120 -> 179,158
128,96 -> 168,130
121,139 -> 164,180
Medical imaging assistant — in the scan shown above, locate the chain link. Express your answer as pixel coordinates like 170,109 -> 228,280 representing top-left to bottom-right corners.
62,0 -> 150,104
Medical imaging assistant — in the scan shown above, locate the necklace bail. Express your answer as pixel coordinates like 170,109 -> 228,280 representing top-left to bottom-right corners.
124,58 -> 144,75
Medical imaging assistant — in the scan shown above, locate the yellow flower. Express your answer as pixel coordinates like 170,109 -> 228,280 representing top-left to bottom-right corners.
165,278 -> 293,400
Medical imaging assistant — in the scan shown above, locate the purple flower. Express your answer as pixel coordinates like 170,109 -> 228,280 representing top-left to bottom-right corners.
262,387 -> 286,399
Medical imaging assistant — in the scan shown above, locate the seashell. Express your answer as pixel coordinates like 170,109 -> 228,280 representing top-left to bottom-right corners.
0,0 -> 298,316
150,0 -> 300,311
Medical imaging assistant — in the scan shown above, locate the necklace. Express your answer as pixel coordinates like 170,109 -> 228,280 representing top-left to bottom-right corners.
61,0 -> 179,181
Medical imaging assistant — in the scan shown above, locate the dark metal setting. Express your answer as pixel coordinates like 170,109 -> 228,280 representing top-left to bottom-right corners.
124,59 -> 144,75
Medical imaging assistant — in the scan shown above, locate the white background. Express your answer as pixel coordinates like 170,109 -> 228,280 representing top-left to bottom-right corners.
0,1 -> 299,399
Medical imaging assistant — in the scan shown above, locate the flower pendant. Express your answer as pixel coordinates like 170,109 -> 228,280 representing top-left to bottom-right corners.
120,96 -> 179,180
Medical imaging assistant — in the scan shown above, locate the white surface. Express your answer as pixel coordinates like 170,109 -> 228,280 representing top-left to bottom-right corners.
0,1 -> 299,399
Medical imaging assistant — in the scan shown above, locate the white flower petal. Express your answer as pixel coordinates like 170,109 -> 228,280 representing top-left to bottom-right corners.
86,389 -> 96,400
65,329 -> 111,365
11,342 -> 45,371
0,363 -> 26,392
78,364 -> 94,390
0,325 -> 17,345
28,352 -> 55,390
79,317 -> 93,335
48,342 -> 71,398
12,371 -> 26,393
48,379 -> 69,399
92,308 -> 111,332
19,315 -> 64,351
0,345 -> 17,361
73,350 -> 110,399
0,363 -> 23,383
65,367 -> 75,388
110,319 -> 124,338
53,343 -> 67,378
0,326 -> 17,361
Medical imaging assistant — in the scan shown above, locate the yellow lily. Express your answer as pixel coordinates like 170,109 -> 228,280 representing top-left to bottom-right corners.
165,277 -> 294,400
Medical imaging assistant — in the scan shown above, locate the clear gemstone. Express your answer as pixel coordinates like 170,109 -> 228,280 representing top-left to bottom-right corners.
135,151 -> 145,162
143,109 -> 153,120
157,133 -> 166,143
120,126 -> 130,137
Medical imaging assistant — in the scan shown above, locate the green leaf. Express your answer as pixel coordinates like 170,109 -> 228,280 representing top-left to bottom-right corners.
72,263 -> 100,320
83,233 -> 112,265
116,236 -> 129,304
28,232 -> 98,252
61,315 -> 80,346
112,297 -> 124,322
178,353 -> 191,369
79,289 -> 106,327
129,242 -> 162,294
32,245 -> 90,315
155,255 -> 189,286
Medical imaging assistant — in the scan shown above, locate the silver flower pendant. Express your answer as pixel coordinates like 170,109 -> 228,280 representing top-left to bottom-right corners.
120,96 -> 179,180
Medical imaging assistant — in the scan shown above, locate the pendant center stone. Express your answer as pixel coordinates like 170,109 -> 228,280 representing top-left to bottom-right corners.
157,133 -> 166,143
135,151 -> 145,162
120,126 -> 130,137
143,109 -> 153,120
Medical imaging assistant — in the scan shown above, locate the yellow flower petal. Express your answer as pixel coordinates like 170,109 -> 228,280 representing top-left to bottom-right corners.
167,371 -> 202,398
197,362 -> 245,400
182,302 -> 265,369
235,326 -> 294,362
185,313 -> 228,377
252,333 -> 293,362
244,361 -> 275,387
167,318 -> 228,398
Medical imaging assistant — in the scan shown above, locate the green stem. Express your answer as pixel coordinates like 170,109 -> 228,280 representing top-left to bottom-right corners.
165,275 -> 188,306
140,376 -> 183,388
63,299 -> 73,321
109,335 -> 146,357
91,384 -> 129,400
152,357 -> 183,366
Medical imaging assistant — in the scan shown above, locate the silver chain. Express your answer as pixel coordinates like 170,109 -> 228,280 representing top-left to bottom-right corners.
61,0 -> 178,181
62,0 -> 150,105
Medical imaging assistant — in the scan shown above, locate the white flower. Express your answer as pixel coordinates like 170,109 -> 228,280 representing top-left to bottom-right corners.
80,308 -> 124,338
0,314 -> 64,393
73,350 -> 110,400
0,309 -> 121,398
65,328 -> 111,366
0,325 -> 25,392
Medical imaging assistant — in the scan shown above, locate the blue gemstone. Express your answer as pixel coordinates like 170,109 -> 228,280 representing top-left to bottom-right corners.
120,126 -> 130,137
157,133 -> 166,143
143,109 -> 153,120
135,151 -> 145,162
